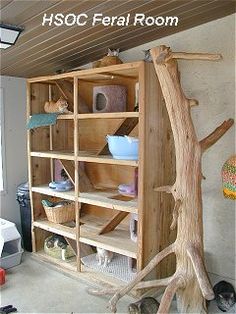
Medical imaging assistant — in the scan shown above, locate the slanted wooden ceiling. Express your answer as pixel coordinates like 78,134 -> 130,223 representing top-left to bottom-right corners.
0,0 -> 235,78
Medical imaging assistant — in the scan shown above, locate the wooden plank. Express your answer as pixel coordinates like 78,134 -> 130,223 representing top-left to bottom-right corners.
59,159 -> 75,185
65,238 -> 77,255
73,76 -> 81,271
57,114 -> 74,120
31,151 -> 74,160
36,251 -> 77,272
32,185 -> 75,201
98,117 -> 139,155
27,82 -> 36,252
99,211 -> 129,235
78,112 -> 139,119
33,220 -> 76,240
78,152 -> 138,167
27,62 -> 142,83
79,190 -> 137,214
137,63 -> 176,277
49,84 -> 54,182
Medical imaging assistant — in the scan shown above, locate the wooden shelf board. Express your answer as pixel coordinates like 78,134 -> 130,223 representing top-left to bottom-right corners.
77,112 -> 139,119
57,114 -> 74,120
35,251 -> 77,272
77,151 -> 138,166
28,61 -> 142,83
31,150 -> 74,160
33,219 -> 76,240
80,214 -> 137,258
79,189 -> 138,214
32,185 -> 75,201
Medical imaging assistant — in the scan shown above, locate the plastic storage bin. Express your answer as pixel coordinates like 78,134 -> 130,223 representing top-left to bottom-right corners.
16,182 -> 32,251
0,218 -> 23,269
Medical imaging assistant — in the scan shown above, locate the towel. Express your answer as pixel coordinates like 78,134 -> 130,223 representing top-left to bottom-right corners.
27,113 -> 58,129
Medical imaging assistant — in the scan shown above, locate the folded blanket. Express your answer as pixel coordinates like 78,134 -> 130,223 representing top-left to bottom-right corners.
27,113 -> 58,129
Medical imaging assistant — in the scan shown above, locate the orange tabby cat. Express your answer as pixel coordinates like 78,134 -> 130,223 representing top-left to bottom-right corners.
44,97 -> 70,113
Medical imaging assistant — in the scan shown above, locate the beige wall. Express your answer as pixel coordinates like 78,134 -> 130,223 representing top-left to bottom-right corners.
0,76 -> 27,231
119,14 -> 235,280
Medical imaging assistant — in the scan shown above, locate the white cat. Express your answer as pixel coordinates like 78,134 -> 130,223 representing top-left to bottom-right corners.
96,247 -> 113,267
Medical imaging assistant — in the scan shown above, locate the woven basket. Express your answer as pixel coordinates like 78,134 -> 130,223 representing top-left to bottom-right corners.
43,202 -> 75,223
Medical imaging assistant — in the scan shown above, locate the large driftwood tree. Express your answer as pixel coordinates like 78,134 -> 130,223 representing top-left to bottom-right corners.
89,46 -> 234,313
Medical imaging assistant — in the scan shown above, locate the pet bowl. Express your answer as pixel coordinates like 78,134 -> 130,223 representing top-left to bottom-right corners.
106,135 -> 139,160
48,179 -> 73,192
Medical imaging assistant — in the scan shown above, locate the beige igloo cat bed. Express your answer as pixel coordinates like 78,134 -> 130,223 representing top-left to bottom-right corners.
93,85 -> 126,113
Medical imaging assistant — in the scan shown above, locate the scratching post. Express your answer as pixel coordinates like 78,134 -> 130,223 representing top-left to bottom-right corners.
88,45 -> 234,313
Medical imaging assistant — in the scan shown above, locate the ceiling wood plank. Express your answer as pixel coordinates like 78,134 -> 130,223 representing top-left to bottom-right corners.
0,0 -> 234,77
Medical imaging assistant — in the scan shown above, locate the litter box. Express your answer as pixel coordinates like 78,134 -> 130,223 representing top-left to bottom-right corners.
0,218 -> 23,269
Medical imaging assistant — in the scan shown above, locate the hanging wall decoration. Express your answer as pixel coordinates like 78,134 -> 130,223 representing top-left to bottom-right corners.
222,155 -> 236,200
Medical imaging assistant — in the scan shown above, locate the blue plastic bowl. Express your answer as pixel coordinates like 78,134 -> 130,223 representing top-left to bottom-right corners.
106,135 -> 139,160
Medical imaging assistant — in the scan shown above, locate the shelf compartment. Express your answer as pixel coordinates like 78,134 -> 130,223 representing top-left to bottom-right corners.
79,189 -> 138,214
77,112 -> 139,119
32,185 -> 75,201
77,151 -> 138,166
35,251 -> 77,272
80,214 -> 137,258
31,150 -> 74,160
33,219 -> 76,240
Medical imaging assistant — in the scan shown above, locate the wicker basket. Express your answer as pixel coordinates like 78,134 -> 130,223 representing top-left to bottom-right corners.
43,202 -> 75,223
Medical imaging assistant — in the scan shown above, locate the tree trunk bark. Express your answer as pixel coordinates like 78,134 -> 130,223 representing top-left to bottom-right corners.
88,45 -> 234,313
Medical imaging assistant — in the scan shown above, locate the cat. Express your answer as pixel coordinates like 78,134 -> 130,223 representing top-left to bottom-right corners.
45,235 -> 68,250
213,281 -> 236,312
96,247 -> 113,267
128,297 -> 160,314
93,48 -> 123,68
44,96 -> 70,113
107,48 -> 120,57
143,49 -> 152,62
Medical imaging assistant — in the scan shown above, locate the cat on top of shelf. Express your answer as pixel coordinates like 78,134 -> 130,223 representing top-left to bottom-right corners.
92,48 -> 123,68
44,96 -> 72,114
143,49 -> 153,62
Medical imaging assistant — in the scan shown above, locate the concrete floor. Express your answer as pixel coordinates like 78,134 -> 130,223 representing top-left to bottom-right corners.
1,253 -> 133,313
1,253 -> 235,313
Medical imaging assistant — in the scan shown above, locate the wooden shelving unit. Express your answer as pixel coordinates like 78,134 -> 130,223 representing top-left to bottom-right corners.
27,61 -> 176,287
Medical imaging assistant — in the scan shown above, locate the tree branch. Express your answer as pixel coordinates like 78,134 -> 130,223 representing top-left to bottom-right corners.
188,99 -> 199,107
109,244 -> 175,313
154,185 -> 173,193
87,287 -> 120,296
158,276 -> 186,313
170,52 -> 222,61
187,245 -> 214,300
136,276 -> 174,290
200,119 -> 234,152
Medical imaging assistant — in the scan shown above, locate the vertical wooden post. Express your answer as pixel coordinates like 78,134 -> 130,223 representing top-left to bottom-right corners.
49,84 -> 54,182
26,82 -> 36,252
73,77 -> 80,271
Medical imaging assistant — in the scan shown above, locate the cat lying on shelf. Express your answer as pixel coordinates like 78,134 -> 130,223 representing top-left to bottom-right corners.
44,96 -> 72,114
92,48 -> 123,68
